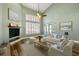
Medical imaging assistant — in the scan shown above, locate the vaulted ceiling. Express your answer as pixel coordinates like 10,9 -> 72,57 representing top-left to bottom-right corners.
22,3 -> 52,13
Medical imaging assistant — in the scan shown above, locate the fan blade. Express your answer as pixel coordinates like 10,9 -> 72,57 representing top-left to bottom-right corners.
42,15 -> 47,16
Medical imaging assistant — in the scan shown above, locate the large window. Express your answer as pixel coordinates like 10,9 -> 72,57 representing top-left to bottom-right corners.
25,14 -> 40,35
44,24 -> 52,35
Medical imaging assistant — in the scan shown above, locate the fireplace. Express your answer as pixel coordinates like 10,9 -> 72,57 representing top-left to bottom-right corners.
9,27 -> 20,42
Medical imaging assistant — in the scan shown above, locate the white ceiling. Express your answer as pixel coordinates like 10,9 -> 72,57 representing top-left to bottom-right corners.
22,3 -> 52,13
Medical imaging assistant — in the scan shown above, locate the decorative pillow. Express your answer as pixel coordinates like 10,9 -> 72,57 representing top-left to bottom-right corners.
56,34 -> 62,39
57,39 -> 69,50
61,39 -> 69,49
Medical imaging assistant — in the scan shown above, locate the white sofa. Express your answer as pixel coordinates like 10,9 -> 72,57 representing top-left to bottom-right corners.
48,40 -> 73,56
43,37 -> 64,45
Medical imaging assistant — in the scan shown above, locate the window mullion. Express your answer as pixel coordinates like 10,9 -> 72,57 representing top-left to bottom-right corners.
26,14 -> 40,35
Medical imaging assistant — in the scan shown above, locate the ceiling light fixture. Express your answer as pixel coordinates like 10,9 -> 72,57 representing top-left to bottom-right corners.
36,3 -> 47,20
36,3 -> 42,19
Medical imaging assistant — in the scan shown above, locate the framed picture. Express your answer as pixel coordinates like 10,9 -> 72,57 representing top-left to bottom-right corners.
8,8 -> 19,21
60,21 -> 72,31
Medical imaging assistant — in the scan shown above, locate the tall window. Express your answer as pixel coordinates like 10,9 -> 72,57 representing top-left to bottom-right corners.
25,14 -> 40,35
44,24 -> 52,35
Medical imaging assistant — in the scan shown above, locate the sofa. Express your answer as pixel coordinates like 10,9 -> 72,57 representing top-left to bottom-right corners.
48,40 -> 73,56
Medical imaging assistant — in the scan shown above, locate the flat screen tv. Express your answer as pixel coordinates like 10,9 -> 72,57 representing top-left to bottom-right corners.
9,28 -> 20,38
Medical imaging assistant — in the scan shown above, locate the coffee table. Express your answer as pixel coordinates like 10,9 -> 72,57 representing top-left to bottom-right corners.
34,40 -> 50,51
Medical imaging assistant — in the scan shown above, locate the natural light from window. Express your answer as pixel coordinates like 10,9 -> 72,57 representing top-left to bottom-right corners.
25,14 -> 40,35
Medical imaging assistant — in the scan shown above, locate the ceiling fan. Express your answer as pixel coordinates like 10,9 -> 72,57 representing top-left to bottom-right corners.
36,3 -> 47,19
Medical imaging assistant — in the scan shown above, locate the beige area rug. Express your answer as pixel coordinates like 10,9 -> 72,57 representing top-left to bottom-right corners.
20,41 -> 46,56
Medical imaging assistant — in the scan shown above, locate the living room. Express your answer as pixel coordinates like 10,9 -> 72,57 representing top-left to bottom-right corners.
0,3 -> 79,56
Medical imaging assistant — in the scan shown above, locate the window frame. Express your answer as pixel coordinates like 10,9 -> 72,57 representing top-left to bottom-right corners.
25,14 -> 41,35
44,23 -> 52,35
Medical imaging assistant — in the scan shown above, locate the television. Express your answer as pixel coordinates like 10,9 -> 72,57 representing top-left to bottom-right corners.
9,28 -> 20,38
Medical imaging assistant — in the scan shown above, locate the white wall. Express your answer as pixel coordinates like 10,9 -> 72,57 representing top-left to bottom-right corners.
43,3 -> 79,41
21,5 -> 43,37
0,3 -> 42,44
21,5 -> 37,37
1,3 -> 22,43
0,4 -> 2,44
